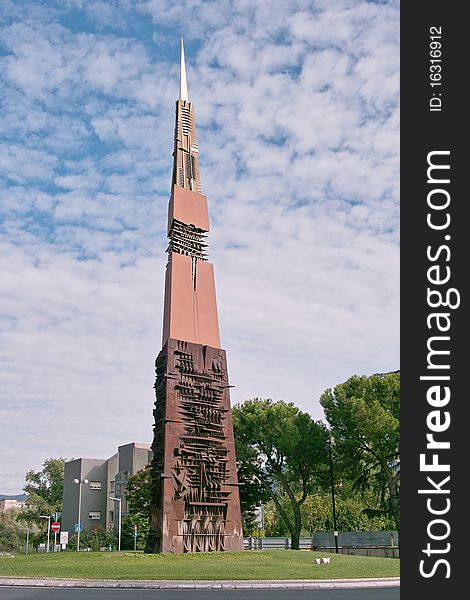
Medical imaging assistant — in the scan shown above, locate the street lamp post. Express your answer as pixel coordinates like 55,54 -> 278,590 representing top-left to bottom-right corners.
39,515 -> 51,553
73,478 -> 89,551
326,440 -> 339,554
109,497 -> 122,551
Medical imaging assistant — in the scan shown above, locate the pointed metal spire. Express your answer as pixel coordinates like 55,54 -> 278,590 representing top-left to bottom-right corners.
179,38 -> 189,102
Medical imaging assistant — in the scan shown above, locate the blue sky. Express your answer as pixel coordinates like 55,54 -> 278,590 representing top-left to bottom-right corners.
0,0 -> 399,495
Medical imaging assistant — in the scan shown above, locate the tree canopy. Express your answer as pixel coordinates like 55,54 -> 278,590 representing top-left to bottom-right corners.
263,488 -> 395,537
0,508 -> 41,553
233,398 -> 329,549
23,457 -> 67,522
24,458 -> 66,509
320,372 -> 400,530
123,465 -> 152,550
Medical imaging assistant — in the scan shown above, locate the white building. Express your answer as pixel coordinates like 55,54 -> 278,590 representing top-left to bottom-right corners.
0,497 -> 26,511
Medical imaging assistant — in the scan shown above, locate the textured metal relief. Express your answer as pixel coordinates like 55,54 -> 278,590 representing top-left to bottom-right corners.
167,220 -> 208,261
172,345 -> 230,552
167,219 -> 208,288
146,340 -> 240,553
145,353 -> 167,553
172,100 -> 201,193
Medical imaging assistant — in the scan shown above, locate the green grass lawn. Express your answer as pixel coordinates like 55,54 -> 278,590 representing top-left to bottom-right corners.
0,550 -> 399,580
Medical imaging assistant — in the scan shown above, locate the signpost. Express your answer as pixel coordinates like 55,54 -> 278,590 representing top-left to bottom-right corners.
51,520 -> 60,552
60,531 -> 69,550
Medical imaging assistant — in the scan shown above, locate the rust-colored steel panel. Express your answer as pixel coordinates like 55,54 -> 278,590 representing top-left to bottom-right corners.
167,185 -> 209,234
162,253 -> 220,349
146,339 -> 244,553
146,42 -> 243,554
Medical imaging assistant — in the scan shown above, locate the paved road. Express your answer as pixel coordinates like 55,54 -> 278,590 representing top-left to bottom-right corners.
0,587 -> 399,600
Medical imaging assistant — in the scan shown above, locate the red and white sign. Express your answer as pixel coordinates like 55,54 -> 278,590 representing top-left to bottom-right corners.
60,531 -> 69,545
51,521 -> 60,532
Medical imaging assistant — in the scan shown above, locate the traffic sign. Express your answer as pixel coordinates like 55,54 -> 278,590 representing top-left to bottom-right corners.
74,523 -> 83,533
60,531 -> 69,545
51,521 -> 60,532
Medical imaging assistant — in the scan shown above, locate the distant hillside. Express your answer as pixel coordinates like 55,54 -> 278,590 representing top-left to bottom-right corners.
0,494 -> 27,501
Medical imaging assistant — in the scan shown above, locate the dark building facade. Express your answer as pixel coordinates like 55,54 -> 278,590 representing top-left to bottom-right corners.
62,442 -> 152,537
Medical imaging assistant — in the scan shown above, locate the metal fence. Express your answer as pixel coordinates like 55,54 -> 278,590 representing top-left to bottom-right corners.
243,531 -> 399,558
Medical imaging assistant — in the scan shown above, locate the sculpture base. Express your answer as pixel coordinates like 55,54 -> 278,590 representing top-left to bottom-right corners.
145,338 -> 243,553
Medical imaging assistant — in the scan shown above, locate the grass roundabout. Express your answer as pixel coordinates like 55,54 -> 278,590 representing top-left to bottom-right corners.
0,550 -> 399,581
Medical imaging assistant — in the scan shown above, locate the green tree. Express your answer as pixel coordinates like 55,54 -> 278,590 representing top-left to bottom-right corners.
233,398 -> 329,549
123,465 -> 151,550
0,508 -> 41,553
263,487 -> 395,539
68,525 -> 117,551
121,516 -> 143,550
23,457 -> 67,521
301,491 -> 395,533
263,500 -> 289,536
320,372 -> 400,531
236,461 -> 271,535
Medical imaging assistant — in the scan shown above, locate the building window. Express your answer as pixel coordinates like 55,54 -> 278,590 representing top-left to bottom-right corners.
89,511 -> 101,520
110,481 -> 115,494
109,510 -> 114,523
89,481 -> 102,490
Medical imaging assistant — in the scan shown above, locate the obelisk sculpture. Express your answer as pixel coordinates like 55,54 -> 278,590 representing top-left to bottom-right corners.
145,40 -> 244,553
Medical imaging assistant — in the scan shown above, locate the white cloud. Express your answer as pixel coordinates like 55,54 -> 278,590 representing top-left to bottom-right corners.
0,0 -> 399,495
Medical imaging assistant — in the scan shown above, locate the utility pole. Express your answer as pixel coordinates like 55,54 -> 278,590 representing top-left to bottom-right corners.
39,515 -> 51,553
73,478 -> 89,551
327,441 -> 339,554
109,497 -> 122,551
